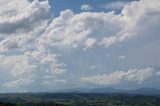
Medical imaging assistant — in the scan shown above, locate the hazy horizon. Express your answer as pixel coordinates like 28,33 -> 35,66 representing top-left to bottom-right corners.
0,0 -> 160,93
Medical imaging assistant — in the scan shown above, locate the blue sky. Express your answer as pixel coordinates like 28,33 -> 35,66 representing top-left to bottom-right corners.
49,0 -> 136,16
0,0 -> 160,92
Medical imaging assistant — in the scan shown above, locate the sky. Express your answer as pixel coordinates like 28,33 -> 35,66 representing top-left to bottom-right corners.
0,0 -> 160,92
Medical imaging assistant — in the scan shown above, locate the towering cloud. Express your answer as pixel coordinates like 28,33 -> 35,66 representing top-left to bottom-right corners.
0,0 -> 160,91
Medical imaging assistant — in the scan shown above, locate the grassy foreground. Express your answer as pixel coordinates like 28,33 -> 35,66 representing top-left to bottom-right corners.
0,93 -> 159,106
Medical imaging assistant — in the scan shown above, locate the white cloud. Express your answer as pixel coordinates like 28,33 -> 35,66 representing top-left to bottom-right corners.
3,78 -> 34,89
81,68 -> 155,85
41,79 -> 66,86
102,1 -> 130,10
117,55 -> 126,59
0,0 -> 66,90
100,36 -> 118,47
39,0 -> 159,50
0,0 -> 160,91
0,55 -> 36,89
81,4 -> 93,11
0,38 -> 19,52
89,65 -> 98,70
0,0 -> 50,33
11,58 -> 37,77
0,52 -> 66,89
25,51 -> 67,87
83,38 -> 96,50
42,10 -> 124,49
0,0 -> 51,52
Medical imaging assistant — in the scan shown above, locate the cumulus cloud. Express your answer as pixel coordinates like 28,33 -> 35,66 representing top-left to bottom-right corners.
25,51 -> 67,86
11,58 -> 37,77
39,0 -> 160,50
0,0 -> 51,52
0,0 -> 66,91
1,52 -> 66,90
81,68 -> 155,85
0,38 -> 19,52
100,36 -> 118,47
81,4 -> 93,11
0,55 -> 36,89
0,0 -> 160,91
0,0 -> 50,34
83,38 -> 96,50
42,10 -> 124,49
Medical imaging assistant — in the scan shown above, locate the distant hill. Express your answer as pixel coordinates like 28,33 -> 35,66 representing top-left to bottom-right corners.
125,87 -> 160,96
89,87 -> 125,93
55,87 -> 160,96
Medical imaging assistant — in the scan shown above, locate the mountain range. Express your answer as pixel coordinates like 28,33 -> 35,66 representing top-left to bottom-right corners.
54,87 -> 160,96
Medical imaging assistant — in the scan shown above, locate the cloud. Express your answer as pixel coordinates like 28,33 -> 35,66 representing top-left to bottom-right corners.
81,4 -> 93,11
89,65 -> 98,70
0,0 -> 160,91
0,0 -> 51,52
156,71 -> 160,76
117,55 -> 126,59
0,0 -> 66,91
11,58 -> 37,77
3,78 -> 34,89
83,38 -> 96,50
42,10 -> 124,49
102,1 -> 130,10
41,79 -> 66,86
0,38 -> 19,52
81,68 -> 155,85
0,52 -> 66,90
100,36 -> 118,47
42,0 -> 160,50
0,0 -> 50,34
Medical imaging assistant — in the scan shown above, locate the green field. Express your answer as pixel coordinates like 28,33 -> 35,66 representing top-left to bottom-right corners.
0,93 -> 160,106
